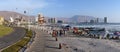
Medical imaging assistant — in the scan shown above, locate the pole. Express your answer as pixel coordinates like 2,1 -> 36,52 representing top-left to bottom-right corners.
55,37 -> 58,41
24,10 -> 30,30
59,43 -> 62,49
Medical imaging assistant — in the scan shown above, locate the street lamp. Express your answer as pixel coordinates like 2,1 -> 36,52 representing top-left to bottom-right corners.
24,11 -> 30,30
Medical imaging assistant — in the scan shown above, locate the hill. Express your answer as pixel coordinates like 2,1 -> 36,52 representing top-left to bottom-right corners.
70,15 -> 96,22
0,11 -> 35,21
56,15 -> 103,23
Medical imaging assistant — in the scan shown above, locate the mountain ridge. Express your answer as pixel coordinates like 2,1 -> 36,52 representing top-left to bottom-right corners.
56,15 -> 103,23
0,11 -> 103,23
0,11 -> 35,21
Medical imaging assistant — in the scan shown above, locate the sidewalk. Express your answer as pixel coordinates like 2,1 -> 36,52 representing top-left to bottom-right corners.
25,29 -> 63,52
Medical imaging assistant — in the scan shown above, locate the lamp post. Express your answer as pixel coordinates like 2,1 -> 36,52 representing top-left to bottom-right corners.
24,11 -> 30,30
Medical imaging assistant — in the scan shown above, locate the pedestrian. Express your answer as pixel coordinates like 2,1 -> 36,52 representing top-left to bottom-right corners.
52,30 -> 58,41
59,30 -> 63,36
52,30 -> 56,37
63,29 -> 66,36
55,30 -> 58,37
57,30 -> 60,36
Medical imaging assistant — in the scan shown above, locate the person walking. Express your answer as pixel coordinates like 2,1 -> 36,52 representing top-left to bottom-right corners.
63,29 -> 66,36
59,30 -> 63,36
52,30 -> 58,41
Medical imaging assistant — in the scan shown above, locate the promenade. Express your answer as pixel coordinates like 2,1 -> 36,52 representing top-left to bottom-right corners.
0,27 -> 26,49
25,28 -> 63,52
26,25 -> 120,52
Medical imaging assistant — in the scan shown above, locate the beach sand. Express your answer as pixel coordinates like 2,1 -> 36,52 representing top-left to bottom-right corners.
58,32 -> 120,52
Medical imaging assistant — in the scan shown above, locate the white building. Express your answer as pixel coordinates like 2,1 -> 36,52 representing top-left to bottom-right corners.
0,17 -> 4,25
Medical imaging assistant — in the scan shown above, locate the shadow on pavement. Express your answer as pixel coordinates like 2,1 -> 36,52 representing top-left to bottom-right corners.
44,35 -> 51,38
46,39 -> 56,41
45,45 -> 59,49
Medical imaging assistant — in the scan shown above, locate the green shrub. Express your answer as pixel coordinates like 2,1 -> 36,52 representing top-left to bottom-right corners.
26,29 -> 32,38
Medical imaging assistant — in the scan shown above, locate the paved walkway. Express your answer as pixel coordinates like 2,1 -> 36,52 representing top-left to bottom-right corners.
25,29 -> 63,52
0,27 -> 26,49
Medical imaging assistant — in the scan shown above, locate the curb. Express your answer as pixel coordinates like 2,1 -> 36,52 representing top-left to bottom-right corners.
19,31 -> 36,52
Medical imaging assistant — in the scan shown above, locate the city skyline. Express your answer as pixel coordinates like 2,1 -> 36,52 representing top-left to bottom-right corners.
0,0 -> 120,23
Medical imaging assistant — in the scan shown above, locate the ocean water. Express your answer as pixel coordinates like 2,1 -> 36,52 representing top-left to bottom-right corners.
72,24 -> 120,31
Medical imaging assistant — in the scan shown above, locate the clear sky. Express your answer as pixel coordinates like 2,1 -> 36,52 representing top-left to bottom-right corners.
0,0 -> 120,23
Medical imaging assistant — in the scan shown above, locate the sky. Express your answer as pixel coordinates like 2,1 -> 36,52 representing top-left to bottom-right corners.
0,0 -> 120,23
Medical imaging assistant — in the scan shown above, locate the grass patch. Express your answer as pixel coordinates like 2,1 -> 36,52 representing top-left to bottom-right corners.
2,29 -> 33,52
0,25 -> 13,37
26,29 -> 33,38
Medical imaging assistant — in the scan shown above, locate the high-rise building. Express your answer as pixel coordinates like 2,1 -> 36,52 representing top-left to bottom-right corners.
104,17 -> 107,23
48,18 -> 56,24
52,18 -> 56,23
96,18 -> 99,23
47,19 -> 50,23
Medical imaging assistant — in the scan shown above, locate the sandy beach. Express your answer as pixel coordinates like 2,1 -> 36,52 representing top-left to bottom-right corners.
57,31 -> 120,52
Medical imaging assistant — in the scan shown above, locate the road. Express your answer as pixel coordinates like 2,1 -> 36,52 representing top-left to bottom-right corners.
0,27 -> 26,49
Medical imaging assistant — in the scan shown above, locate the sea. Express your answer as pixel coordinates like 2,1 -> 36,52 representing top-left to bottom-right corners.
71,23 -> 120,31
